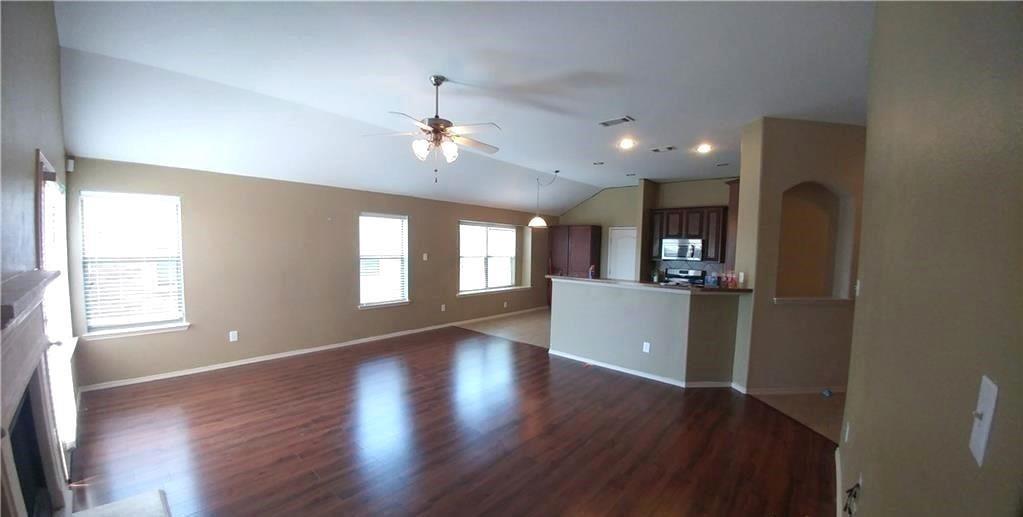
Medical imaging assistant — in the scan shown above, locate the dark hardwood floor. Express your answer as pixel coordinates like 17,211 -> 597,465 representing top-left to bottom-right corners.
72,327 -> 835,516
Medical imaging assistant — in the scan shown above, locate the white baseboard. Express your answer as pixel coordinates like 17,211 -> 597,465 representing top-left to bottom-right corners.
548,349 -> 685,388
835,448 -> 843,517
730,382 -> 748,394
747,386 -> 847,396
80,306 -> 549,392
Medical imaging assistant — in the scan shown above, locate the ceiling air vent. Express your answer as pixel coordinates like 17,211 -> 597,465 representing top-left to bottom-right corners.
650,145 -> 678,153
598,115 -> 635,127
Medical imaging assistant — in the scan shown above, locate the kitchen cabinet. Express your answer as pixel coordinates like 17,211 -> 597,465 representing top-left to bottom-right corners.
549,225 -> 601,277
648,206 -> 728,263
683,209 -> 704,238
703,207 -> 725,262
650,211 -> 664,258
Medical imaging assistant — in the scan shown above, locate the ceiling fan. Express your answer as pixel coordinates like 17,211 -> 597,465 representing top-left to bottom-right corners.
369,75 -> 501,164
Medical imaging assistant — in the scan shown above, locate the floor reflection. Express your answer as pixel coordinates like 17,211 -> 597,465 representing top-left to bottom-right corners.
354,357 -> 413,492
453,339 -> 519,431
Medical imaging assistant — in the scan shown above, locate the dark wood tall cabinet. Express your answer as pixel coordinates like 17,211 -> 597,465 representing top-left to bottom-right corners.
725,179 -> 740,270
548,225 -> 601,277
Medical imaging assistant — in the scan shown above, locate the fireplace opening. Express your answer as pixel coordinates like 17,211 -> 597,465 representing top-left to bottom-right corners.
10,389 -> 53,516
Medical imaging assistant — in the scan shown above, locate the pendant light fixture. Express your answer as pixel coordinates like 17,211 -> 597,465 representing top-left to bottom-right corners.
528,170 -> 559,228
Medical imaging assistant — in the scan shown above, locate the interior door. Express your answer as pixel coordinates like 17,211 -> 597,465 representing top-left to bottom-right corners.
607,227 -> 638,280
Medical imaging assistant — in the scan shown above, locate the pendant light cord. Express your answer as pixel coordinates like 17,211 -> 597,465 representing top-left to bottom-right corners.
535,170 -> 559,213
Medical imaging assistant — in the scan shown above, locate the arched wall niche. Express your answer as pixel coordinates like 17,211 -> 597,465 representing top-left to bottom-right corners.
775,181 -> 855,299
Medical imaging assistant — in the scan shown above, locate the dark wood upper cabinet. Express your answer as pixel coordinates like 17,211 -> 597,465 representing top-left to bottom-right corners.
549,225 -> 601,278
683,209 -> 704,239
649,205 -> 728,263
649,211 -> 664,258
703,207 -> 725,262
664,210 -> 683,238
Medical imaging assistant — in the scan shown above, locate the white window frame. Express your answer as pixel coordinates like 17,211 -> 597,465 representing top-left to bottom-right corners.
79,191 -> 189,337
457,221 -> 518,295
357,212 -> 410,309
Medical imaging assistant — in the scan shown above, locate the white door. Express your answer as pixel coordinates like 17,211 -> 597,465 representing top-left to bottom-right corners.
607,227 -> 638,280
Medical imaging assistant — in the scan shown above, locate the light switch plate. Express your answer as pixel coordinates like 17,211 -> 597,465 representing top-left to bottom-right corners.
642,342 -> 651,353
969,375 -> 998,466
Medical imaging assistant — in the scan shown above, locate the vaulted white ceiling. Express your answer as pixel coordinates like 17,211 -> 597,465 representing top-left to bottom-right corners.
55,2 -> 873,214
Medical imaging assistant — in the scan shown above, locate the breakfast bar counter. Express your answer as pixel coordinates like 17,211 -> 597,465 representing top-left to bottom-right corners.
546,275 -> 751,388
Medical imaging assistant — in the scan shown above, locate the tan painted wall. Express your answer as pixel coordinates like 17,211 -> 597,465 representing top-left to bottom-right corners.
776,182 -> 839,297
735,118 -> 865,391
655,178 -> 732,209
558,186 -> 638,278
1,1 -> 66,276
840,4 -> 1022,515
68,159 -> 552,385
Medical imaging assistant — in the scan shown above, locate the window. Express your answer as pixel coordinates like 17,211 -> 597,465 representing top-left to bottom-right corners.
359,214 -> 409,306
459,222 -> 516,292
80,192 -> 186,333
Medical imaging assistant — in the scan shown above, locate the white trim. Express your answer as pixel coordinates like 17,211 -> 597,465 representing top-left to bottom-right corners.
357,300 -> 410,310
547,348 -> 685,388
747,386 -> 847,396
83,321 -> 190,341
730,382 -> 748,394
456,285 -> 531,298
835,448 -> 843,517
79,306 -> 549,392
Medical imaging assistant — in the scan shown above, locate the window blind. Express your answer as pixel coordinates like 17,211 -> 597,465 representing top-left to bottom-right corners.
459,222 -> 516,292
80,192 -> 185,332
359,214 -> 409,305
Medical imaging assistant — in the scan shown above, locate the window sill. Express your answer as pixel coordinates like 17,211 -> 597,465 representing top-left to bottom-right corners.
84,321 -> 191,341
457,286 -> 532,298
358,300 -> 410,310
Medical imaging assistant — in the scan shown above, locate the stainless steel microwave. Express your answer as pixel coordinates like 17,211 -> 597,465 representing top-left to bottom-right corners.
661,238 -> 703,261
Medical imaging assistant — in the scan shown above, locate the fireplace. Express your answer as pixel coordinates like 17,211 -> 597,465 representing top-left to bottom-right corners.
2,270 -> 70,516
10,390 -> 53,516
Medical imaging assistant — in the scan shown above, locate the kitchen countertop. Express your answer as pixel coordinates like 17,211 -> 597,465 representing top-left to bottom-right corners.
546,275 -> 752,295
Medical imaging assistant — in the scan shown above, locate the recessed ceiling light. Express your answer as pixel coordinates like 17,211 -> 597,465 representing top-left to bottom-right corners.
618,137 -> 637,151
696,143 -> 713,154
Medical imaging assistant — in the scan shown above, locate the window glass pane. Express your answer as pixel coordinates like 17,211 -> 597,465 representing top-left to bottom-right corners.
359,215 -> 408,305
486,256 -> 514,288
487,227 -> 516,257
80,192 -> 185,332
459,257 -> 486,292
459,224 -> 487,257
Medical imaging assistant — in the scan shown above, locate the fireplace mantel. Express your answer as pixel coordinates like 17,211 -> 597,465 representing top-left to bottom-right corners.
1,269 -> 70,516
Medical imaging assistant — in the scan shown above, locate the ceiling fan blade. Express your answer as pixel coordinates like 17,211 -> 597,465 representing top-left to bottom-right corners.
362,131 -> 417,138
388,111 -> 431,131
446,122 -> 502,135
452,135 -> 499,154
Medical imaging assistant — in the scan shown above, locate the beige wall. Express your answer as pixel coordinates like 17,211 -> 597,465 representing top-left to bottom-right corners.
558,186 -> 638,278
1,1 -> 66,276
68,159 -> 552,385
776,182 -> 839,297
655,178 -> 732,209
841,4 -> 1022,515
734,118 -> 865,392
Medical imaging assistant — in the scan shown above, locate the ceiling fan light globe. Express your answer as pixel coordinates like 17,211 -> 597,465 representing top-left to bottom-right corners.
412,139 -> 432,161
441,140 -> 459,163
528,215 -> 548,228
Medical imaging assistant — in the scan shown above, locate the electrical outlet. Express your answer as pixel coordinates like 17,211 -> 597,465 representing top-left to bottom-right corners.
854,279 -> 861,297
642,342 -> 651,353
503,301 -> 508,308
844,422 -> 851,442
228,330 -> 238,342
422,253 -> 429,261
440,304 -> 446,312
